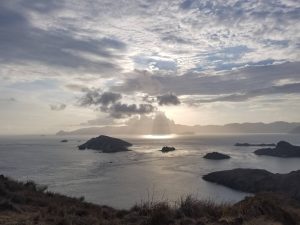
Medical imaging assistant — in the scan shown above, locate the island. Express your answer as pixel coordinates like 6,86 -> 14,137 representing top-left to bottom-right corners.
235,143 -> 276,147
203,168 -> 300,200
61,139 -> 68,143
254,141 -> 300,157
160,146 -> 176,153
1,174 -> 300,225
78,135 -> 132,153
203,152 -> 230,160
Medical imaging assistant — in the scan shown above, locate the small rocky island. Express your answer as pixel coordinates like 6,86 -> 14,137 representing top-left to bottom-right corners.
203,168 -> 300,200
254,141 -> 300,157
160,146 -> 176,153
235,143 -> 276,147
203,152 -> 230,160
78,135 -> 132,153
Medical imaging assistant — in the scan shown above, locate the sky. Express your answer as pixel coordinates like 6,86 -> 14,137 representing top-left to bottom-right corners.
0,0 -> 300,134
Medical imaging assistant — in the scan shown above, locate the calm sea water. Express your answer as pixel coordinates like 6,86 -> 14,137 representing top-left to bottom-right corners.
0,134 -> 299,209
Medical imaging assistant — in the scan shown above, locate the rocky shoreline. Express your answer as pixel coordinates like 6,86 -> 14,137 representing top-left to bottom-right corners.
254,141 -> 300,157
203,168 -> 300,200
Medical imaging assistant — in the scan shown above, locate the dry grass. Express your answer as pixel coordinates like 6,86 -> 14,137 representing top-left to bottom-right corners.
1,175 -> 300,225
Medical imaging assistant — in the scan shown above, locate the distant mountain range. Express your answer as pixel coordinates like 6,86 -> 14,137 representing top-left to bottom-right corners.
57,113 -> 300,135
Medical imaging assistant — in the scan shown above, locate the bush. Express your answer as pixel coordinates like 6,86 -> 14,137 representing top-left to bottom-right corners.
178,196 -> 224,219
147,202 -> 174,225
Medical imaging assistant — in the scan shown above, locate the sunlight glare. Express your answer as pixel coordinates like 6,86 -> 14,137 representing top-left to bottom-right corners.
142,134 -> 177,139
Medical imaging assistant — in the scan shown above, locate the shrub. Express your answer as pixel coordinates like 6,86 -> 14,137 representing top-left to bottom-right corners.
178,196 -> 224,219
147,202 -> 174,225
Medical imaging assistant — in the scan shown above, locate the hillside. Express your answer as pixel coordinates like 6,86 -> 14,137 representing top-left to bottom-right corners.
1,175 -> 300,225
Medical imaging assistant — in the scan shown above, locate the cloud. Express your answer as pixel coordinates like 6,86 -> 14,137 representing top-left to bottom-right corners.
78,89 -> 155,118
0,2 -> 126,76
98,92 -> 122,106
111,70 -> 163,95
0,97 -> 16,102
1,0 -> 299,80
80,116 -> 117,126
113,62 -> 300,97
18,0 -> 63,13
142,94 -> 156,103
157,93 -> 181,106
185,83 -> 300,104
79,89 -> 122,107
50,103 -> 67,111
1,0 -> 299,82
64,83 -> 88,92
108,103 -> 156,118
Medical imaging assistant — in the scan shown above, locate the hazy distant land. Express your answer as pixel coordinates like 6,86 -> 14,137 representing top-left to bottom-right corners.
57,114 -> 300,135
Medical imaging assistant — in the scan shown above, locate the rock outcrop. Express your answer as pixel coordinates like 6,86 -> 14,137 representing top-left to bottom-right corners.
203,152 -> 230,160
203,168 -> 300,200
160,146 -> 176,153
254,141 -> 300,157
78,135 -> 132,153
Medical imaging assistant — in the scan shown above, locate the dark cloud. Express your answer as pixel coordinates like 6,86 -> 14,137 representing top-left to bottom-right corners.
157,93 -> 181,106
50,103 -> 66,111
79,90 -> 122,107
78,89 -> 101,106
78,89 -> 155,118
99,92 -> 123,106
0,2 -> 126,74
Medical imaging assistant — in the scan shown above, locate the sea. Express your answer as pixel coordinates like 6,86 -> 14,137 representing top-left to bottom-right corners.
0,133 -> 299,209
